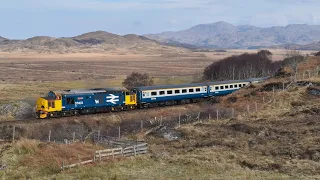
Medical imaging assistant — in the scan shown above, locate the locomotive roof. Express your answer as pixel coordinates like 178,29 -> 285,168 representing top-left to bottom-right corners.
54,87 -> 127,95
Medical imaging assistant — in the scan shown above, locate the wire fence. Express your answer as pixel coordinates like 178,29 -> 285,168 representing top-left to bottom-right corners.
2,65 -> 320,144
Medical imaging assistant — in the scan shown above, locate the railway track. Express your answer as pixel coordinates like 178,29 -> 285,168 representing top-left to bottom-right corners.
0,102 -> 207,127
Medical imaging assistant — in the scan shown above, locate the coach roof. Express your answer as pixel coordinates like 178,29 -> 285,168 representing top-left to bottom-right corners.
134,83 -> 207,91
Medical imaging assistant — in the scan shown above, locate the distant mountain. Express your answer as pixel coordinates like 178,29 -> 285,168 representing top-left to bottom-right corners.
0,36 -> 8,42
144,21 -> 320,49
0,31 -> 188,54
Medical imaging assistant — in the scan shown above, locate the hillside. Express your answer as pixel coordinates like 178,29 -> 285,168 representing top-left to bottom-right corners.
271,41 -> 320,50
145,21 -> 320,49
0,31 -> 188,54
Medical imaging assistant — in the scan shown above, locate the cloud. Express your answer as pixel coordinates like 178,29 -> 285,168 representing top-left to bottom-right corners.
1,0 -> 229,11
133,20 -> 143,26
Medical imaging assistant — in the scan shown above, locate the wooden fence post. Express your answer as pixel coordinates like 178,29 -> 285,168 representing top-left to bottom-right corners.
216,109 -> 219,120
141,120 -> 143,132
255,102 -> 258,112
160,115 -> 163,126
73,132 -> 76,143
93,153 -> 96,162
112,149 -> 115,159
121,147 -> 124,157
282,82 -> 285,91
62,161 -> 65,171
97,130 -> 100,142
134,146 -> 136,156
247,105 -> 250,115
232,108 -> 235,118
12,126 -> 15,143
118,126 -> 121,139
48,130 -> 51,142
178,113 -> 181,128
198,112 -> 201,122
99,151 -> 102,161
208,114 -> 211,121
273,86 -> 275,98
263,96 -> 265,104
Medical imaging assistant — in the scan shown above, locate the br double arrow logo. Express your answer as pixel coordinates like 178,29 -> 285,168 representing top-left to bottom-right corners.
106,94 -> 119,104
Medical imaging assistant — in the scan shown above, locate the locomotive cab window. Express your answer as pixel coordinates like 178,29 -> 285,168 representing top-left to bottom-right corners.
182,89 -> 187,93
160,91 -> 165,95
239,84 -> 242,87
151,91 -> 157,96
175,90 -> 180,94
167,90 -> 173,94
243,84 -> 246,86
189,89 -> 194,93
66,97 -> 75,105
196,88 -> 201,92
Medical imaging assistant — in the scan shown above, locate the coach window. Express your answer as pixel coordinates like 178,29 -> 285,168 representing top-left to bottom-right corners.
182,89 -> 187,93
196,88 -> 201,92
234,84 -> 238,88
225,85 -> 229,89
160,91 -> 165,95
189,89 -> 194,93
167,90 -> 173,95
220,86 -> 224,90
215,86 -> 219,90
175,90 -> 180,94
243,84 -> 246,86
151,92 -> 157,96
230,85 -> 234,88
239,84 -> 242,87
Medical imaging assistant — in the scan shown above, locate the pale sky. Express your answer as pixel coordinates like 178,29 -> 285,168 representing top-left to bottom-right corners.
1,0 -> 320,39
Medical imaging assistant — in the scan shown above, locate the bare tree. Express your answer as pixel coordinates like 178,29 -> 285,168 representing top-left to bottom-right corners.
122,72 -> 154,89
257,50 -> 272,60
282,50 -> 305,82
203,50 -> 280,81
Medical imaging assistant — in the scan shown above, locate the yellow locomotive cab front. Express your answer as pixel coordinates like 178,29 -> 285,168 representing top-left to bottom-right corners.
36,95 -> 62,119
36,97 -> 48,119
